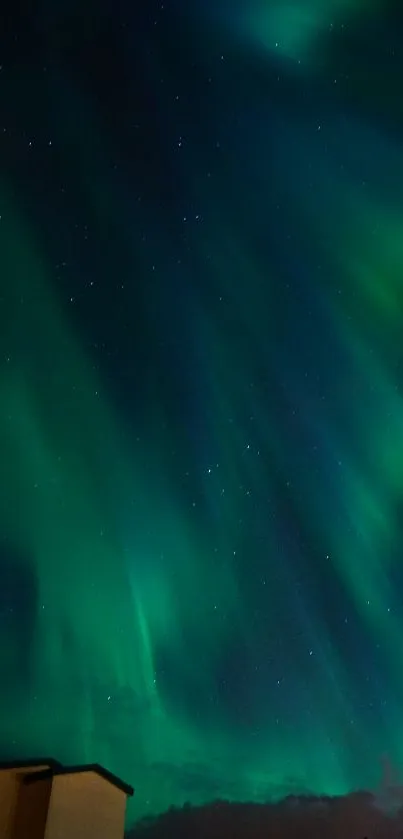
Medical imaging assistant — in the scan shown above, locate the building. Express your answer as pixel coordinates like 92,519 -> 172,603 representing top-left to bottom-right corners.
0,758 -> 134,839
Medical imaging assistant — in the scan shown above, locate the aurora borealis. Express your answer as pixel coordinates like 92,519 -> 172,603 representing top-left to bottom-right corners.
1,0 -> 403,827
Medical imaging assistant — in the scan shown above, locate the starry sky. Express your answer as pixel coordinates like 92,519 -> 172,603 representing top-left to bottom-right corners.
1,0 -> 403,827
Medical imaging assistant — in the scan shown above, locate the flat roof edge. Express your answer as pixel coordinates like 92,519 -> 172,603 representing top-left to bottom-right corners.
21,762 -> 134,797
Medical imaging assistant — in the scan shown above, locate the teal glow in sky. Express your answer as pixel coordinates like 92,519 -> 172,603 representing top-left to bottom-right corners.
197,0 -> 382,64
1,0 -> 403,828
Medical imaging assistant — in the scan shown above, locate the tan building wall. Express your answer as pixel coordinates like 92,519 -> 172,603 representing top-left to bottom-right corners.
0,765 -> 51,839
0,769 -> 19,838
12,777 -> 52,839
43,771 -> 127,839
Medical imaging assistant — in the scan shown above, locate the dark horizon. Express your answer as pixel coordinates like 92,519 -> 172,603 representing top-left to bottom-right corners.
126,789 -> 403,839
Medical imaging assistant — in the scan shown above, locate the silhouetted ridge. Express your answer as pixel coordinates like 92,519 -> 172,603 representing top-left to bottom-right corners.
126,792 -> 403,839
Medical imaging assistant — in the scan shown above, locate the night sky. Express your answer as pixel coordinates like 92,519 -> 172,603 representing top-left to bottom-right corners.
1,0 -> 403,827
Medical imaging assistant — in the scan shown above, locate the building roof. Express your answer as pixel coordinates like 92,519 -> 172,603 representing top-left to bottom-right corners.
0,758 -> 134,797
0,758 -> 62,772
